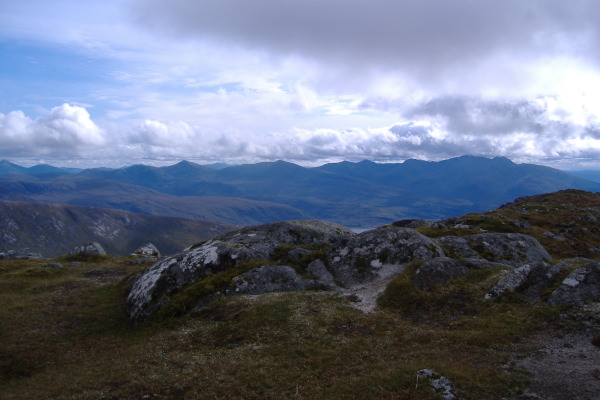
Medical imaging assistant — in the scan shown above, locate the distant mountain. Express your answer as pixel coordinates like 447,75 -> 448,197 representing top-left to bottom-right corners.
0,160 -> 82,177
1,156 -> 599,227
0,175 -> 309,226
568,170 -> 600,184
0,200 -> 235,257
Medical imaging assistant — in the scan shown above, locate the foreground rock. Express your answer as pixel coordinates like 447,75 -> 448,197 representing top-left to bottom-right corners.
127,218 -> 599,326
127,220 -> 353,325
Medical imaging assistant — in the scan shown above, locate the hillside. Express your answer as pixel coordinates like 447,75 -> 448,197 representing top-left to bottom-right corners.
0,200 -> 235,257
1,190 -> 599,399
438,189 -> 600,261
1,156 -> 598,227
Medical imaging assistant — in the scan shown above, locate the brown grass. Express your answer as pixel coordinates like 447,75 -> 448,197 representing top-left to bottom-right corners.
0,256 -> 553,399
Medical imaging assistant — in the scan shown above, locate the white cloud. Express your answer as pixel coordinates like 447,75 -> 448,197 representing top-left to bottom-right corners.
0,104 -> 105,157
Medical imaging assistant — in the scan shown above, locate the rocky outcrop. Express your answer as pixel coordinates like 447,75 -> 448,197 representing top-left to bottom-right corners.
127,220 -> 353,325
437,233 -> 551,266
69,242 -> 107,257
127,217 -> 598,326
327,226 -> 444,287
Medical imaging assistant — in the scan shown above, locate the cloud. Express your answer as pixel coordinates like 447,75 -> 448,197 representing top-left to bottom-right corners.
133,0 -> 600,85
2,102 -> 600,168
0,104 -> 105,157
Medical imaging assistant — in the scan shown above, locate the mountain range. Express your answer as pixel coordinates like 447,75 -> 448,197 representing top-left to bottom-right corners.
1,156 -> 599,229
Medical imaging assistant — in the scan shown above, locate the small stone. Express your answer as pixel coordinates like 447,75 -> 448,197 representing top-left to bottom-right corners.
591,333 -> 600,347
40,262 -> 63,269
344,294 -> 362,303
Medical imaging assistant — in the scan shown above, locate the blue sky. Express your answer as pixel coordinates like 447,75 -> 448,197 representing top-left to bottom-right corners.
1,0 -> 600,169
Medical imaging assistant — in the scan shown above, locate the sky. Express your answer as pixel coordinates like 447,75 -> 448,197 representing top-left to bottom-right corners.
1,0 -> 600,170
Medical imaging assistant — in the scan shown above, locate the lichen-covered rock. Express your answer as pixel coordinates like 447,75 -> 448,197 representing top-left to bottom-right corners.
414,257 -> 511,291
485,263 -> 539,300
127,220 -> 353,325
548,261 -> 600,306
228,265 -> 317,295
437,233 -> 551,266
69,242 -> 107,256
327,226 -> 444,287
131,243 -> 161,257
417,369 -> 456,400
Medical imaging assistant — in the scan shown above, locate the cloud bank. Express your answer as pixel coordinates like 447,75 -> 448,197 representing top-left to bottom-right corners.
133,0 -> 600,86
2,102 -> 598,168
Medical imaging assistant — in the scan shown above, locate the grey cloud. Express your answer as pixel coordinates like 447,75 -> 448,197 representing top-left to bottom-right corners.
406,96 -> 547,136
133,0 -> 600,79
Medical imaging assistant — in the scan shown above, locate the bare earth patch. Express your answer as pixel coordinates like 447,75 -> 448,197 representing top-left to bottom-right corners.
512,305 -> 600,400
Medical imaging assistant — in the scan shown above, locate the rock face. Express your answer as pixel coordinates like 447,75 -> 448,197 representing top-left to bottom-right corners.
327,226 -> 444,287
127,220 -> 353,325
69,242 -> 107,257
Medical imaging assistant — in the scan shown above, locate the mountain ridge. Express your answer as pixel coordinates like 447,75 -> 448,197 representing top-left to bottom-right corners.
1,156 -> 599,227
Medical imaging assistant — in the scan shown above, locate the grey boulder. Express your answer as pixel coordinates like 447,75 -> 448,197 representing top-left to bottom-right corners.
131,243 -> 161,257
69,242 -> 107,256
548,261 -> 600,306
327,226 -> 444,287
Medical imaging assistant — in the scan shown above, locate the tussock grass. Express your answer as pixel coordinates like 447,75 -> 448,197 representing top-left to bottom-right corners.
1,257 -> 560,399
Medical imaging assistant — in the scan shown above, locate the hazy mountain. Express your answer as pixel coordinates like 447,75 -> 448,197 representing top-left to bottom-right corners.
0,160 -> 81,176
0,174 -> 309,226
568,170 -> 600,184
1,156 -> 599,227
0,200 -> 235,257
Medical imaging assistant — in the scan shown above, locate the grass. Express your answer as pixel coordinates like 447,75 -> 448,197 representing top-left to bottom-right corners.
1,256 -> 566,400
